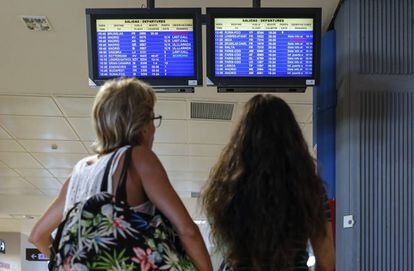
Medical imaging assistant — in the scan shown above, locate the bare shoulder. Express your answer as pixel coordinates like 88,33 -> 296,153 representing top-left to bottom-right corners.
131,145 -> 156,158
131,145 -> 160,167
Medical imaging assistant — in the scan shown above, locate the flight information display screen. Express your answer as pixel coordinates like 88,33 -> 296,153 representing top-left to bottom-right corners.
96,18 -> 194,77
214,18 -> 314,77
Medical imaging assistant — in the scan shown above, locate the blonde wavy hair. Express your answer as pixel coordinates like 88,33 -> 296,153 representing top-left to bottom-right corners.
92,78 -> 156,154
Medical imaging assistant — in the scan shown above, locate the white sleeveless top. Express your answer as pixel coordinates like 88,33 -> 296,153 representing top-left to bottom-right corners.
64,146 -> 155,217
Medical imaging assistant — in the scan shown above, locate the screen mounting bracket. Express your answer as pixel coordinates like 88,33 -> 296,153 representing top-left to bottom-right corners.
147,0 -> 262,24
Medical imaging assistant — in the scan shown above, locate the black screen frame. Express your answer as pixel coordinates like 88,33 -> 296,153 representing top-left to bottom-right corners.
86,8 -> 203,87
206,7 -> 321,88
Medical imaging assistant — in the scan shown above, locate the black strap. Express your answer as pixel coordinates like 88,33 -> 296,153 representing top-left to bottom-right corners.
115,147 -> 132,203
100,149 -> 120,192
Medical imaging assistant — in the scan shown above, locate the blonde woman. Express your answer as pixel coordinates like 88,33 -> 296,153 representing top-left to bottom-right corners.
29,78 -> 212,271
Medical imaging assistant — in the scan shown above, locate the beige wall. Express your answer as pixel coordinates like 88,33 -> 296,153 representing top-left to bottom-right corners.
0,232 -> 20,271
20,234 -> 48,271
0,232 -> 48,271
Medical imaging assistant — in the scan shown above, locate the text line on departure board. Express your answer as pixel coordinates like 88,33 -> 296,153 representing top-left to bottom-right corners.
214,18 -> 313,77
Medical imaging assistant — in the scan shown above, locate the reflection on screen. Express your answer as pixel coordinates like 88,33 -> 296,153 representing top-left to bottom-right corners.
96,18 -> 194,77
214,18 -> 313,77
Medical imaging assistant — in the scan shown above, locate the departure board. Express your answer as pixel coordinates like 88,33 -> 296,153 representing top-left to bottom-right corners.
96,18 -> 194,77
214,18 -> 314,77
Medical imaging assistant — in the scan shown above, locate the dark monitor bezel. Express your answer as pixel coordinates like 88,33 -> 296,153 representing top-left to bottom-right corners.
86,8 -> 203,87
206,7 -> 321,88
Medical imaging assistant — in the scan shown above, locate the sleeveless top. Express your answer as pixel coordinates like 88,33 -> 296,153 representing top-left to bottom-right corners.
64,145 -> 155,217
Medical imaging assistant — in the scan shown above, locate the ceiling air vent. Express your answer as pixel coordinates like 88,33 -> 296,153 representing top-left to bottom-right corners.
21,16 -> 52,31
191,102 -> 234,121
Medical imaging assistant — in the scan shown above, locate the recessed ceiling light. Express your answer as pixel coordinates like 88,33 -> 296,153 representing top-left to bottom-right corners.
307,256 -> 316,267
10,214 -> 36,220
194,220 -> 207,225
21,16 -> 52,31
191,192 -> 200,198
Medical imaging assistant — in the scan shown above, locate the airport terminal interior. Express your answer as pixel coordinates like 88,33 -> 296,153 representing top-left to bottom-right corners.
0,0 -> 413,270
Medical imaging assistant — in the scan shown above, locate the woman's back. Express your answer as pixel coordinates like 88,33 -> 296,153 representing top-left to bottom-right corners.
64,145 -> 154,217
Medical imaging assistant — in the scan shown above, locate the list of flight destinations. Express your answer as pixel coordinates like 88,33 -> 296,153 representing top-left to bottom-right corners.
96,19 -> 194,77
214,18 -> 314,77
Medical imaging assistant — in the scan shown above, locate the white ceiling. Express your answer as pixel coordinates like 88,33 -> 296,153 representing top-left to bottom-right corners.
0,0 -> 339,233
0,94 -> 313,195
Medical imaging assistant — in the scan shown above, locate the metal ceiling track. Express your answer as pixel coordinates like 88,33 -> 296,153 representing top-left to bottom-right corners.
146,0 -> 262,21
146,0 -> 260,9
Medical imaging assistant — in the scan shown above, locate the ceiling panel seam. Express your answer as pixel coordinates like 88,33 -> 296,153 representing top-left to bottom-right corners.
52,96 -> 91,154
0,120 -> 58,193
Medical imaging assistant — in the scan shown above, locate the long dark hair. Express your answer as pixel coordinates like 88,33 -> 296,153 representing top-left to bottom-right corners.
201,95 -> 327,270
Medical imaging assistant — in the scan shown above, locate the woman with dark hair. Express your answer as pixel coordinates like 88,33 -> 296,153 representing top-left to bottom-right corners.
201,94 -> 335,271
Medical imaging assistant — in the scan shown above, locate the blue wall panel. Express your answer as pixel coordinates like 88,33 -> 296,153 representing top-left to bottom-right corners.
314,30 -> 336,199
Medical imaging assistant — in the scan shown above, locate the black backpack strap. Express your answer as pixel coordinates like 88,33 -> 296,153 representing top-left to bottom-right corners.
100,149 -> 120,192
115,146 -> 133,203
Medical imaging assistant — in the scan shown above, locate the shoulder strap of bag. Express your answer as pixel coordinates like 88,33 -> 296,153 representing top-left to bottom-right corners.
100,149 -> 120,192
115,146 -> 132,203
